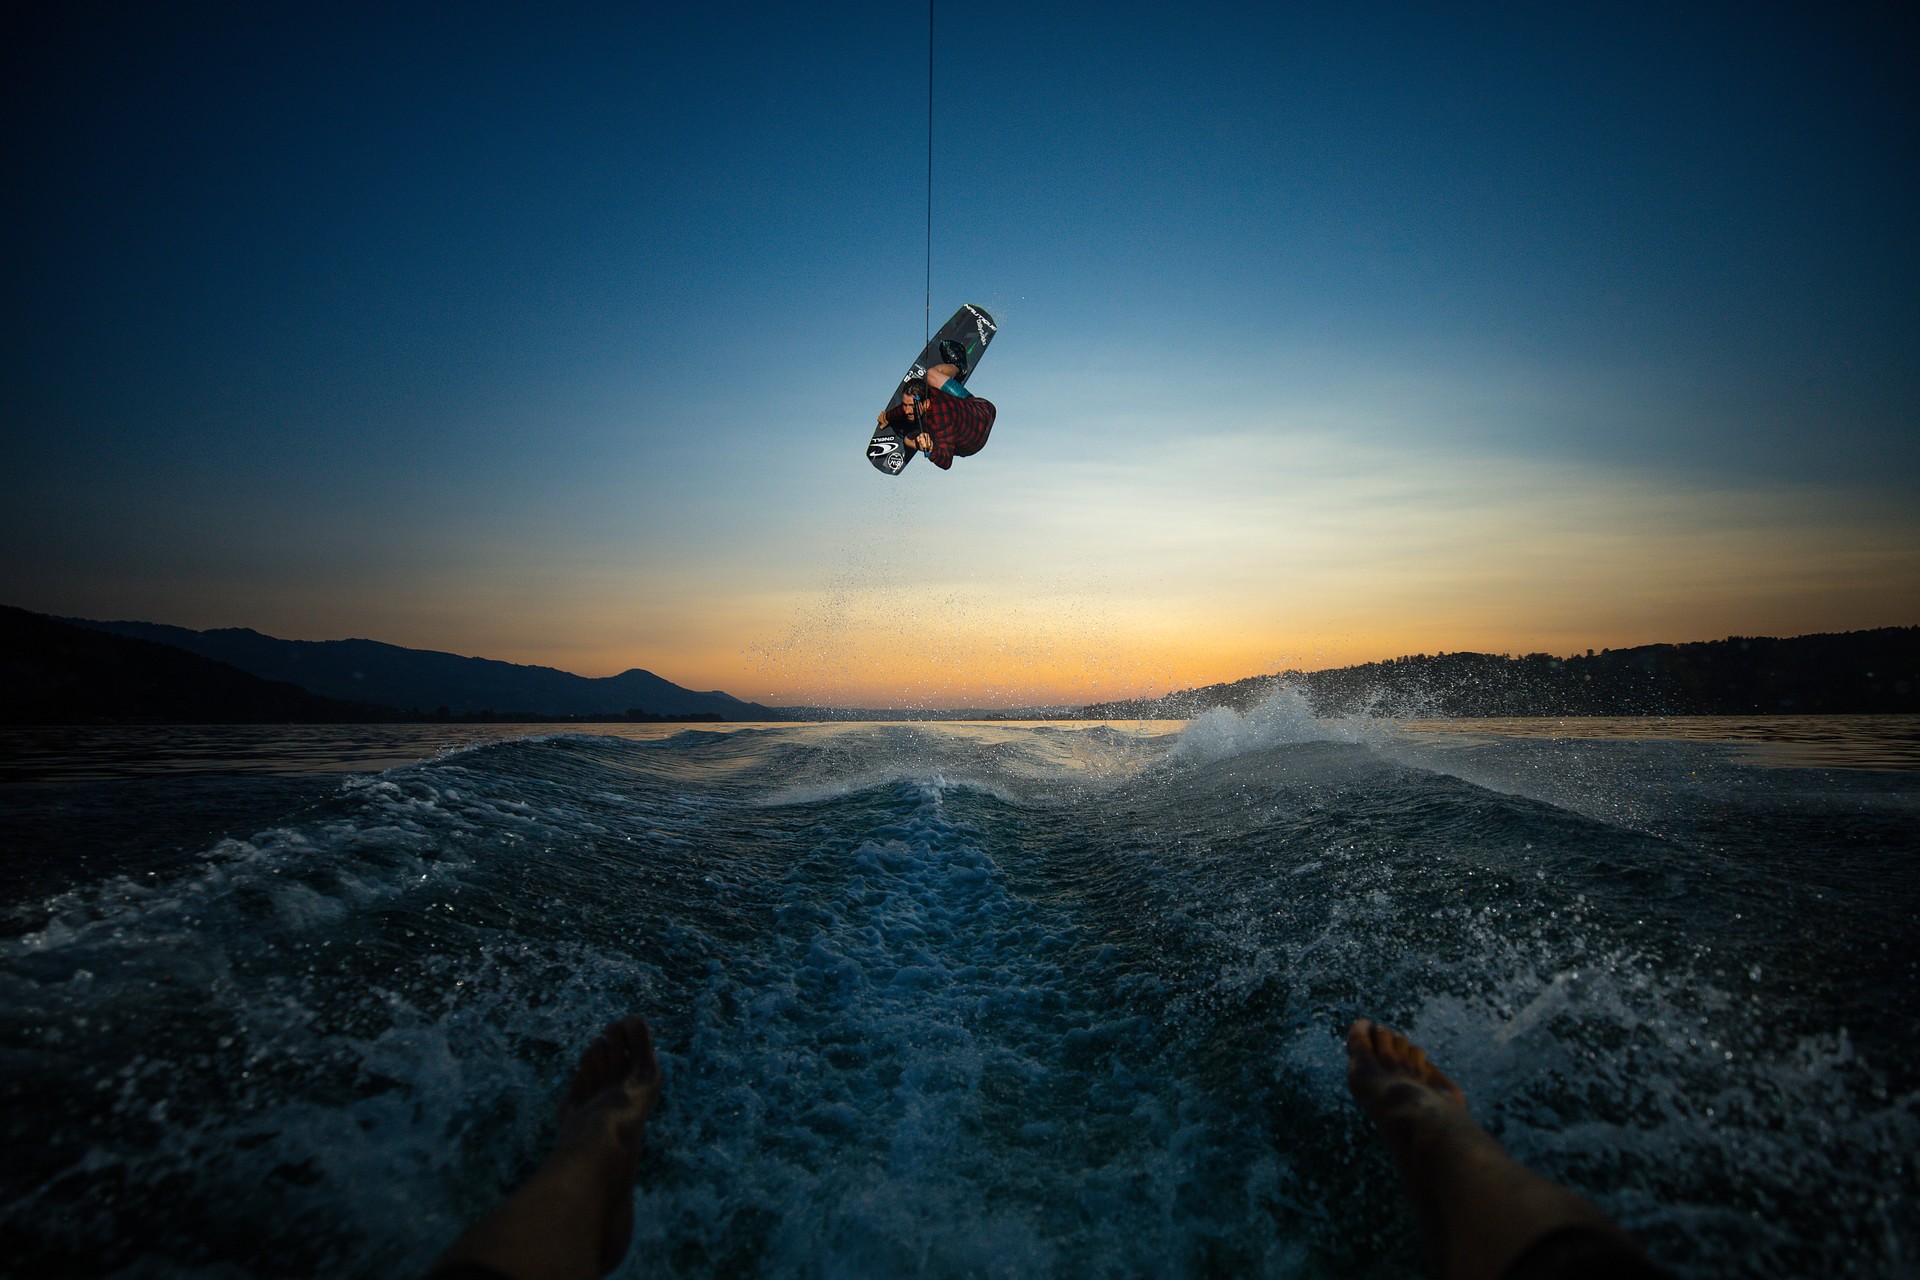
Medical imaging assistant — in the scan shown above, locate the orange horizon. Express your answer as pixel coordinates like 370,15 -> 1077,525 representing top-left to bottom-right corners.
500,614 -> 1918,710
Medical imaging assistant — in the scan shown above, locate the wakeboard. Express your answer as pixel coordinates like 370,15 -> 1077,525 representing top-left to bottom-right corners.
866,303 -> 998,475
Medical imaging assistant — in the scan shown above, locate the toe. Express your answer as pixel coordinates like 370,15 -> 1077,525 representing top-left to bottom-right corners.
613,1017 -> 658,1083
1347,1019 -> 1374,1058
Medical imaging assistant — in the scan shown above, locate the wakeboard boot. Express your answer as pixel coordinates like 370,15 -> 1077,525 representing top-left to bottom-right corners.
938,338 -> 971,376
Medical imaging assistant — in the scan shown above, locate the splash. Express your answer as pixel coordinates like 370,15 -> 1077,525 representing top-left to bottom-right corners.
1168,684 -> 1403,764
0,722 -> 1914,1277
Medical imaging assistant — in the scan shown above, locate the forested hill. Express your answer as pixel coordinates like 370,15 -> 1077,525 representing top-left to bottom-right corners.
68,617 -> 775,720
1,607 -> 408,724
1079,628 -> 1920,719
3,608 -> 775,723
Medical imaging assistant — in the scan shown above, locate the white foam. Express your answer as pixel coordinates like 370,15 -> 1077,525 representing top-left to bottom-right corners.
1169,685 -> 1400,764
3,721 -> 1911,1277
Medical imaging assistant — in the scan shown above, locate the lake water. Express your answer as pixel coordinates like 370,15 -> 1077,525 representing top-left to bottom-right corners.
1,704 -> 1915,1276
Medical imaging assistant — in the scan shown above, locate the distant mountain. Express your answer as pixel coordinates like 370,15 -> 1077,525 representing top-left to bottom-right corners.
1079,628 -> 1920,719
68,618 -> 778,720
1,607 -> 409,724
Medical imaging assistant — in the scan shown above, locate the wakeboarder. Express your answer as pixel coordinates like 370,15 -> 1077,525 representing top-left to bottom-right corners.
876,358 -> 997,470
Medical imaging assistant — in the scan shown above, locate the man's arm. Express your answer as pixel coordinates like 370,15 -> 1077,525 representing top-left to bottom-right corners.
894,431 -> 951,467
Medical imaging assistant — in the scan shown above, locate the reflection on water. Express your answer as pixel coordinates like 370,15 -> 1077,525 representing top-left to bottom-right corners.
0,715 -> 1914,1276
0,722 -> 721,784
0,721 -> 1192,786
1403,714 -> 1920,771
0,717 -> 1914,786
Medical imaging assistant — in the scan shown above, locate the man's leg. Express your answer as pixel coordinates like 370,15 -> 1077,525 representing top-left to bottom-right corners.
1346,1019 -> 1665,1280
428,1017 -> 663,1280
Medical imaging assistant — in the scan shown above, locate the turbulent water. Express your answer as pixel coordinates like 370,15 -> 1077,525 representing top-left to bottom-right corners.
1,704 -> 1915,1278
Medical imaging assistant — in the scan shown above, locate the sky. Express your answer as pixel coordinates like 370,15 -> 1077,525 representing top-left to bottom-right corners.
3,2 -> 1915,708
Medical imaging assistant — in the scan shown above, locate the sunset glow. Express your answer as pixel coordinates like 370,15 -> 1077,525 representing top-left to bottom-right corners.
3,5 -> 1913,708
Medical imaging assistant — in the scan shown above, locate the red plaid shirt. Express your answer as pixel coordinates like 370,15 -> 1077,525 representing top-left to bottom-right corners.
885,392 -> 997,469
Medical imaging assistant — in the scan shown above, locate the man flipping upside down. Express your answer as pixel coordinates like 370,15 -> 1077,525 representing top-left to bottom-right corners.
877,359 -> 997,470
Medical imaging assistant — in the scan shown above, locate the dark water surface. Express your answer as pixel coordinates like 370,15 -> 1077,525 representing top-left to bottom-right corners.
1,708 -> 1915,1277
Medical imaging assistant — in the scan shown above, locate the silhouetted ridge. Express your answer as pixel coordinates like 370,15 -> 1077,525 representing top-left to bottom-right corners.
0,607 -> 408,724
66,618 -> 777,720
1079,629 -> 1920,719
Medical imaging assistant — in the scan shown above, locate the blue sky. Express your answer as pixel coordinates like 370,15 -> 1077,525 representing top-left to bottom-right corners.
3,2 -> 1914,705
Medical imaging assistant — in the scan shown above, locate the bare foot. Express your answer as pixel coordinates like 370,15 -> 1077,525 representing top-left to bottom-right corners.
553,1016 -> 663,1275
1344,1018 -> 1645,1280
1347,1018 -> 1466,1125
429,1016 -> 663,1280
